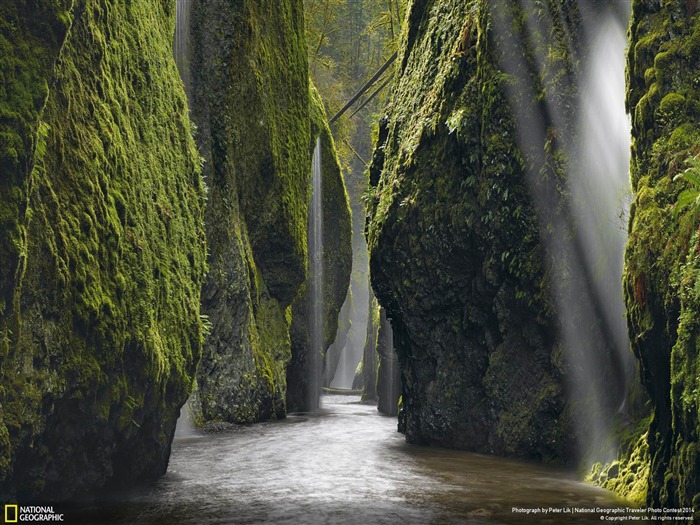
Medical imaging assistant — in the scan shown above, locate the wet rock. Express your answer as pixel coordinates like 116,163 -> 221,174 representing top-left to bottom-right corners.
624,0 -> 700,515
376,309 -> 400,416
188,0 -> 311,423
0,0 -> 206,500
365,0 -> 586,461
360,293 -> 380,403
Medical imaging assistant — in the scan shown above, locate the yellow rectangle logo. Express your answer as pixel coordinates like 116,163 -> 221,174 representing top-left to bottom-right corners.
4,504 -> 18,523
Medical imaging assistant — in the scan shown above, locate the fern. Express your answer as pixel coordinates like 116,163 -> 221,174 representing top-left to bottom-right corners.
673,155 -> 700,224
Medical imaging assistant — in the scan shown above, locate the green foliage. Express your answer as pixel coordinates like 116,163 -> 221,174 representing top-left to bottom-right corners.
0,0 -> 206,499
305,0 -> 406,182
625,0 -> 700,514
191,0 -> 310,424
199,314 -> 213,340
673,156 -> 700,223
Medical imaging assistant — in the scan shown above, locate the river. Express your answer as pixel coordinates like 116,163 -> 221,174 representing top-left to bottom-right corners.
75,395 -> 631,524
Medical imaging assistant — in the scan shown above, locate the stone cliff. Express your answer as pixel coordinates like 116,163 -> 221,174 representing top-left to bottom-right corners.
624,0 -> 700,515
188,0 -> 310,423
366,0 -> 594,462
0,1 -> 207,500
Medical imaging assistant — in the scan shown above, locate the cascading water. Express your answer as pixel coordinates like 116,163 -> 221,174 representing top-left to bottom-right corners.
174,0 -> 191,97
308,137 -> 324,410
490,1 -> 634,464
568,8 -> 635,455
173,0 -> 195,436
377,309 -> 401,416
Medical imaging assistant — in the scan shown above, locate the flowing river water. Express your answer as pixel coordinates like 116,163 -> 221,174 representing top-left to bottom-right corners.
73,395 -> 634,524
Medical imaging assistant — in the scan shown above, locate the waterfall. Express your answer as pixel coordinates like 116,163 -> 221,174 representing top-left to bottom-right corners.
309,137 -> 324,410
566,11 -> 635,459
172,0 -> 194,435
490,1 -> 633,464
174,0 -> 191,97
377,309 -> 401,416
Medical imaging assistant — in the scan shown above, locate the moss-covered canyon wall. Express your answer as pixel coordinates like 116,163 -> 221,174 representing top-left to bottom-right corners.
624,0 -> 700,514
0,1 -> 207,500
366,0 -> 699,511
366,0 -> 642,464
187,0 -> 310,424
366,0 -> 586,461
0,0 -> 352,500
188,0 -> 351,421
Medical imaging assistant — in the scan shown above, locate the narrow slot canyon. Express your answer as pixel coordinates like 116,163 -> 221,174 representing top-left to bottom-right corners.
1,1 -> 699,523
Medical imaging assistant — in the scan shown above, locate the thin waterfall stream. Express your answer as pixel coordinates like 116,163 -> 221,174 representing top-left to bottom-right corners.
174,0 -> 191,97
308,137 -> 324,410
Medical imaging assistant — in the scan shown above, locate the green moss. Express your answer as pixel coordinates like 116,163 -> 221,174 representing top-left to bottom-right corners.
658,92 -> 686,124
0,0 -> 206,501
0,2 -> 74,378
365,0 -> 579,459
0,418 -> 10,478
624,0 -> 700,515
190,0 -> 311,424
587,416 -> 651,506
196,0 -> 310,306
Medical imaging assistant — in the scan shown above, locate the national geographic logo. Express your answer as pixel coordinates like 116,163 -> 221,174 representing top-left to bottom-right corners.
4,505 -> 18,523
3,505 -> 64,522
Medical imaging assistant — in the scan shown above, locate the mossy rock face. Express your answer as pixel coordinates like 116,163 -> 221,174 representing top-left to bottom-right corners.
365,0 -> 599,462
0,1 -> 73,319
0,1 -> 207,501
286,84 -> 352,412
625,1 -> 700,516
190,0 -> 313,422
586,416 -> 651,506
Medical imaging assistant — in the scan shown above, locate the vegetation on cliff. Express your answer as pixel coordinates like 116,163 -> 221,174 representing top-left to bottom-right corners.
365,0 -> 580,461
189,0 -> 310,424
5,0 -> 700,514
624,0 -> 700,515
0,0 -> 207,500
